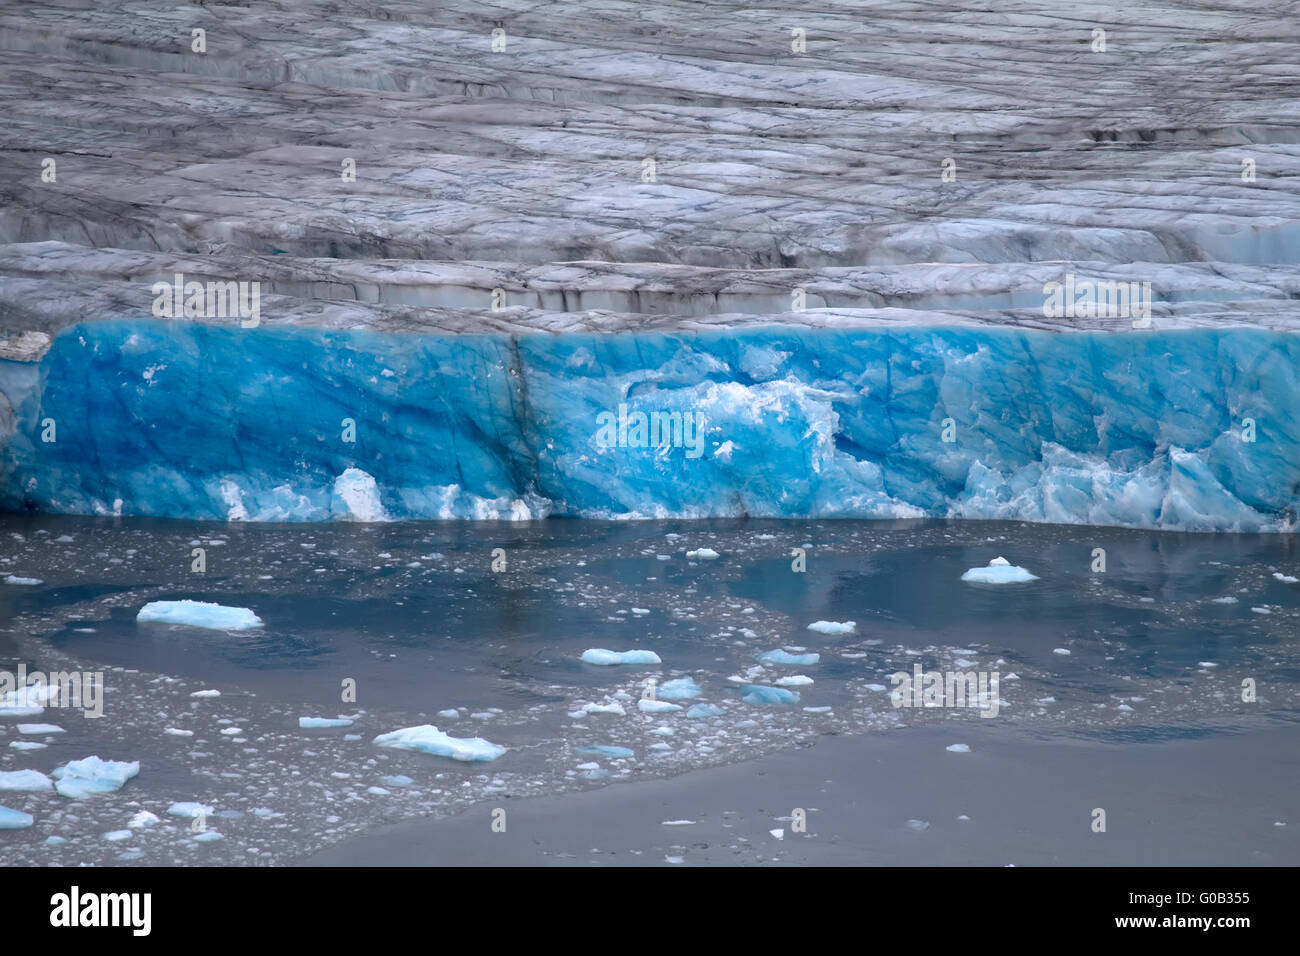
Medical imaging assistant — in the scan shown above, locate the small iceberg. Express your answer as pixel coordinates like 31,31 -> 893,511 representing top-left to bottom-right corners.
759,649 -> 820,666
298,717 -> 354,729
373,725 -> 505,762
51,756 -> 140,798
807,620 -> 856,635
167,802 -> 214,819
581,648 -> 662,666
0,769 -> 53,792
0,806 -> 34,829
961,557 -> 1038,584
576,745 -> 634,759
656,677 -> 702,700
685,548 -> 719,560
686,703 -> 725,719
4,575 -> 43,586
740,685 -> 800,705
138,600 -> 264,630
637,699 -> 682,714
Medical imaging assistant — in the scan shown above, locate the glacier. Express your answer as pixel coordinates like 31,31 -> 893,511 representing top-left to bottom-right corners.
0,0 -> 1297,532
0,320 -> 1297,530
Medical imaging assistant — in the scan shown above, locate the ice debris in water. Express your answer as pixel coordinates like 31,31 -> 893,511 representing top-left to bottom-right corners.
18,724 -> 63,734
298,717 -> 354,729
807,620 -> 856,635
686,703 -> 725,718
0,769 -> 53,792
759,649 -> 820,666
0,681 -> 61,717
0,806 -> 34,829
946,744 -> 972,753
3,575 -> 43,586
775,675 -> 814,687
576,745 -> 634,759
51,756 -> 140,798
167,802 -> 214,818
686,548 -> 719,560
961,557 -> 1039,584
740,685 -> 800,705
137,600 -> 264,630
581,648 -> 662,665
373,725 -> 506,762
638,699 -> 682,713
656,677 -> 702,699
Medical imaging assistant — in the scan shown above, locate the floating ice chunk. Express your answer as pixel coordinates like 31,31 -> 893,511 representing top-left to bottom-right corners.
298,717 -> 354,729
575,762 -> 600,771
1212,596 -> 1238,604
9,741 -> 46,751
576,745 -> 634,759
0,807 -> 34,829
163,728 -> 194,737
167,801 -> 214,819
905,819 -> 930,831
0,769 -> 53,792
864,683 -> 887,692
373,725 -> 506,762
581,648 -> 662,666
129,811 -> 160,829
656,678 -> 702,700
103,830 -> 132,842
189,690 -> 220,698
192,831 -> 224,843
366,786 -> 390,796
1252,607 -> 1272,615
0,681 -> 60,716
946,744 -> 971,753
380,775 -> 414,788
665,855 -> 684,864
770,829 -> 785,840
807,620 -> 856,635
138,600 -> 263,630
740,685 -> 800,705
686,548 -> 719,560
51,756 -> 140,798
759,649 -> 819,666
573,700 -> 626,717
650,726 -> 675,736
803,706 -> 832,713
775,675 -> 813,687
662,820 -> 695,826
638,699 -> 682,713
4,575 -> 43,586
686,703 -> 726,718
1273,572 -> 1299,584
1197,661 -> 1218,669
1052,648 -> 1071,655
437,709 -> 459,719
44,835 -> 67,845
961,560 -> 1038,584
17,724 -> 63,735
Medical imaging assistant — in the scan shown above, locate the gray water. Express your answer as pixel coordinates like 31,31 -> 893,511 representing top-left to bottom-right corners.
1,515 -> 1298,865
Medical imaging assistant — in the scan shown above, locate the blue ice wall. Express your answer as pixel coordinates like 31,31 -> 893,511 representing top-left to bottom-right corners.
1,320 -> 1297,529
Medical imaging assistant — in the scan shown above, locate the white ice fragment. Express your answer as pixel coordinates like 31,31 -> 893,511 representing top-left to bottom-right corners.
373,725 -> 506,762
138,600 -> 263,630
581,648 -> 662,665
807,620 -> 856,635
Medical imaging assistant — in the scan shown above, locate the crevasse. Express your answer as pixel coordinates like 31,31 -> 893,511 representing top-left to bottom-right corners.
0,320 -> 1296,530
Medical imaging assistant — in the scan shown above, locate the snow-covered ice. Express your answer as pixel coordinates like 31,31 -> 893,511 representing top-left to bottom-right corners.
961,559 -> 1039,584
